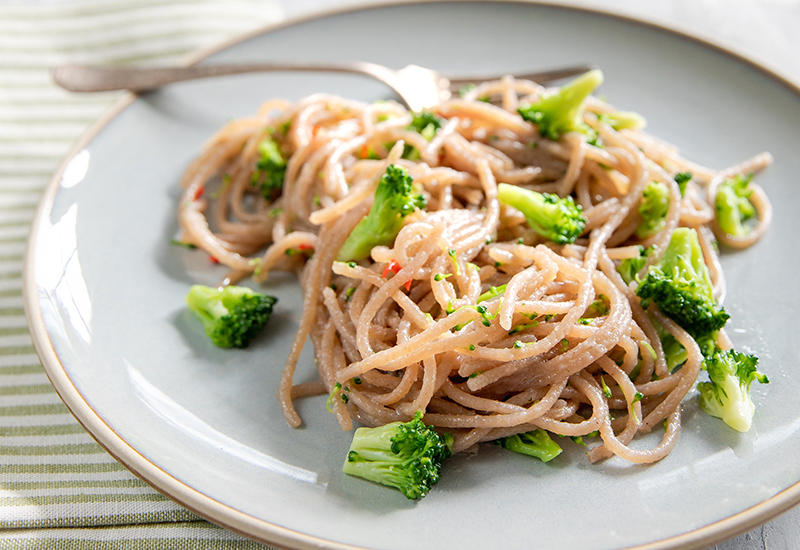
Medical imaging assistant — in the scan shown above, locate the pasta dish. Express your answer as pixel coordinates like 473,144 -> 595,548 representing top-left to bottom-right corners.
175,70 -> 771,472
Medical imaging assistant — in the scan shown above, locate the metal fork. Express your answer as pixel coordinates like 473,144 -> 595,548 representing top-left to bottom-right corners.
52,62 -> 592,111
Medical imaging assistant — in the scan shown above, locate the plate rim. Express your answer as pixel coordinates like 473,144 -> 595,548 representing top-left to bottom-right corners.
22,2 -> 800,549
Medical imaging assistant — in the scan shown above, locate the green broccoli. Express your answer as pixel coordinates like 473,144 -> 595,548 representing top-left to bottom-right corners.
675,172 -> 692,197
597,110 -> 646,131
336,164 -> 426,261
409,110 -> 443,140
251,136 -> 286,198
651,316 -> 688,372
342,411 -> 453,500
617,245 -> 648,285
496,429 -> 562,462
715,173 -> 756,237
697,349 -> 768,432
636,181 -> 670,239
498,183 -> 586,244
635,227 -> 729,340
517,69 -> 604,140
402,110 -> 444,159
186,285 -> 277,348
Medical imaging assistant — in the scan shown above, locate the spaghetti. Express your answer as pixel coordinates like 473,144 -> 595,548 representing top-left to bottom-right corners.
177,74 -> 771,464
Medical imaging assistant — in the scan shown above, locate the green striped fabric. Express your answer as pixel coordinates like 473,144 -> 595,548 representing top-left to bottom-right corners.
0,1 -> 281,547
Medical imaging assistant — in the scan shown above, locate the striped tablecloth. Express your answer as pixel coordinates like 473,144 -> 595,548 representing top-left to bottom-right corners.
0,1 -> 281,547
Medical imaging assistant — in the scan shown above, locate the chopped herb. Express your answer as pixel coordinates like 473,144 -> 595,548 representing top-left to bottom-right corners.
447,248 -> 461,276
509,321 -> 538,335
560,338 -> 569,351
345,287 -> 355,301
468,344 -> 476,351
585,294 -> 610,317
477,284 -> 507,303
600,376 -> 612,398
348,262 -> 357,269
326,383 -> 343,412
641,340 -> 657,360
434,273 -> 452,282
513,340 -> 524,349
169,239 -> 197,249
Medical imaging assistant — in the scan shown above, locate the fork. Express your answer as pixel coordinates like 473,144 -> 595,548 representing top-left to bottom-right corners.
52,62 -> 593,111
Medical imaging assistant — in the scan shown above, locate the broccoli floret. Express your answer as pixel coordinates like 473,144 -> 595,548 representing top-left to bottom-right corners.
186,285 -> 277,348
517,69 -> 604,140
636,181 -> 670,239
251,136 -> 286,198
675,172 -> 692,197
336,165 -> 426,261
402,110 -> 444,159
636,227 -> 729,339
409,110 -> 443,139
496,429 -> 562,462
697,349 -> 768,432
498,183 -> 586,244
715,173 -> 756,237
598,110 -> 647,131
342,411 -> 453,500
617,245 -> 648,285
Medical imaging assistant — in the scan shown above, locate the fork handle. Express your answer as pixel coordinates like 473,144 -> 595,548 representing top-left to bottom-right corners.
52,61 -> 399,93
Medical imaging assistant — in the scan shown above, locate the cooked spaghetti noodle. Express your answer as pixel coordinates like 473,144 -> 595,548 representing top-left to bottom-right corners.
177,76 -> 771,464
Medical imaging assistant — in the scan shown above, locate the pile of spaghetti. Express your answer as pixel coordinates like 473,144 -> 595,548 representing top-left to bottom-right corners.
177,70 -> 771,464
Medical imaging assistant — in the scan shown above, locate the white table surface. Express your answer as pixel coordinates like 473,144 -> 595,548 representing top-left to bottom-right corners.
272,2 -> 800,549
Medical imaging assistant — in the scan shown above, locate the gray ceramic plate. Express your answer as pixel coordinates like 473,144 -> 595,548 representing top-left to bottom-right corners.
24,2 -> 800,549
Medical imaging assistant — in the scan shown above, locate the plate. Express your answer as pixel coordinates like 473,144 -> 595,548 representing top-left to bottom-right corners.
24,2 -> 800,549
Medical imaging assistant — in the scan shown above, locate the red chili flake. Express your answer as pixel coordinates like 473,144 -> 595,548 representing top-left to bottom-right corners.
193,186 -> 205,201
209,256 -> 219,264
381,260 -> 411,291
298,243 -> 314,251
312,124 -> 322,136
382,260 -> 402,278
359,144 -> 369,159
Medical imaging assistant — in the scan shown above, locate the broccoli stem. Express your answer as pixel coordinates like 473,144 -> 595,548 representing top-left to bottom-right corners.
496,429 -> 562,462
517,69 -> 604,140
336,165 -> 426,262
498,183 -> 586,244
